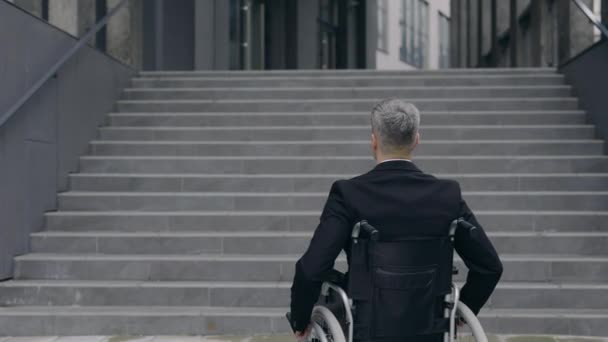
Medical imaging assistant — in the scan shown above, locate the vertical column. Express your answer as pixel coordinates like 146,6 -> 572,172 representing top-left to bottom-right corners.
477,0 -> 482,66
469,0 -> 479,67
213,0 -> 230,70
295,0 -> 320,69
556,0 -> 571,64
466,0 -> 471,67
529,0 -> 544,67
362,0 -> 377,69
106,0 -> 143,69
490,0 -> 497,66
458,0 -> 467,67
509,0 -> 517,67
49,0 -> 96,38
194,0 -> 214,70
194,0 -> 230,70
336,0 -> 348,69
154,0 -> 164,70
450,0 -> 460,68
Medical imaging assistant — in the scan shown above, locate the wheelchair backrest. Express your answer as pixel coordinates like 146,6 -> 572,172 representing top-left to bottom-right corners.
347,220 -> 458,339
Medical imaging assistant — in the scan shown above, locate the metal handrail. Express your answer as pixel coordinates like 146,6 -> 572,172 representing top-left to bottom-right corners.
572,0 -> 608,39
0,0 -> 129,128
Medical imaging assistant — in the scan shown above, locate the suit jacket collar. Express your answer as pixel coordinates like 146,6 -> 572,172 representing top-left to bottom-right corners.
372,159 -> 422,173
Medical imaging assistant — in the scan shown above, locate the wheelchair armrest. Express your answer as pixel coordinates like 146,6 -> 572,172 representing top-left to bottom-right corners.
324,269 -> 345,284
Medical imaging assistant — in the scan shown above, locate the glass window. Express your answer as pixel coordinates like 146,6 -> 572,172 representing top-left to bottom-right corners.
377,0 -> 388,52
400,0 -> 428,68
438,12 -> 450,68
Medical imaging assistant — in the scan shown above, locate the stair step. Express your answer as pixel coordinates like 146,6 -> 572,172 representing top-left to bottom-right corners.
479,308 -> 608,336
122,85 -> 572,100
0,305 -> 284,336
68,173 -> 608,192
2,280 -> 606,310
0,305 -> 605,336
115,98 -> 579,112
44,210 -> 608,233
56,191 -> 608,211
98,125 -> 596,141
137,67 -> 558,78
13,253 -> 608,283
78,155 -> 608,174
131,74 -> 565,88
0,306 -> 606,336
108,111 -> 587,126
30,231 -> 608,256
87,140 -> 604,157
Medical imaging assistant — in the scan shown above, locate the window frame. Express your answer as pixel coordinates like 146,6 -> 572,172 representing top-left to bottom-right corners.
400,0 -> 429,68
377,0 -> 389,53
438,11 -> 450,69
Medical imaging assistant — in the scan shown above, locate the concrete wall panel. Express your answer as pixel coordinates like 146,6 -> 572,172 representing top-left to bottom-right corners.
0,1 -> 133,279
561,40 -> 608,145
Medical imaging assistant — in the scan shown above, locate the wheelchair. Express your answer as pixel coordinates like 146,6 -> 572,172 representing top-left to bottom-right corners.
289,219 -> 488,342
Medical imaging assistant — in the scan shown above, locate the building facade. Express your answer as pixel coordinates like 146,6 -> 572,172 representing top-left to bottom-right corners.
376,0 -> 451,70
450,0 -> 607,68
8,0 -> 379,70
8,0 -> 459,71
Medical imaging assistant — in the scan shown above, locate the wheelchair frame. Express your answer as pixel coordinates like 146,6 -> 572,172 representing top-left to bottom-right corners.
316,279 -> 488,342
294,218 -> 490,342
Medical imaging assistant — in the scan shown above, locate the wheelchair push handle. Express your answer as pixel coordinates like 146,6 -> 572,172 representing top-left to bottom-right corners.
360,220 -> 379,240
352,220 -> 379,241
457,218 -> 477,231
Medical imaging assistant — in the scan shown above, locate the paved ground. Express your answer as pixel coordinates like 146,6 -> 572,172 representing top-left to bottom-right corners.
0,335 -> 607,342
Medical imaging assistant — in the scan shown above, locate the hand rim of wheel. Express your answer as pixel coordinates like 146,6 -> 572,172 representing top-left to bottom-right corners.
308,305 -> 347,342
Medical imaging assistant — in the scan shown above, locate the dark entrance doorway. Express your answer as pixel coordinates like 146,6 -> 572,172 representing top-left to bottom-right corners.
225,0 -> 370,70
317,0 -> 366,69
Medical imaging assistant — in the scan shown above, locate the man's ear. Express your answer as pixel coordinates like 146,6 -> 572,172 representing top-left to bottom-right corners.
371,133 -> 379,159
371,133 -> 378,150
410,132 -> 420,151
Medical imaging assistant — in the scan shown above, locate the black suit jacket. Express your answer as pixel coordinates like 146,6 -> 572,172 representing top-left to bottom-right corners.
290,160 -> 503,336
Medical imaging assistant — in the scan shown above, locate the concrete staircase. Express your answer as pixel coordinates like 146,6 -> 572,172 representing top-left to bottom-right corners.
2,68 -> 608,336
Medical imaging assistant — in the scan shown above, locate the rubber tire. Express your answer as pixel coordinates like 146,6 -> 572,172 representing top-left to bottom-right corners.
309,305 -> 347,342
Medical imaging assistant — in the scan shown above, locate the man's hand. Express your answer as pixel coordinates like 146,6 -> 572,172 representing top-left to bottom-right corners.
294,325 -> 312,341
456,315 -> 466,327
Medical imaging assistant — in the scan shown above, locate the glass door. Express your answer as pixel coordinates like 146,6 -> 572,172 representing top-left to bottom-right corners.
230,0 -> 266,70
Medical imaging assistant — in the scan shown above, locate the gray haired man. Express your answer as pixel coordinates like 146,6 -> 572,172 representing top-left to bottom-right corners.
290,98 -> 502,341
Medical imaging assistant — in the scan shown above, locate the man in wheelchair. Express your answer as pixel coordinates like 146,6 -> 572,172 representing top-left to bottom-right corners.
288,99 -> 503,342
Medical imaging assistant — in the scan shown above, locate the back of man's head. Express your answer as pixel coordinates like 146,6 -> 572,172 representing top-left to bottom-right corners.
371,98 -> 421,156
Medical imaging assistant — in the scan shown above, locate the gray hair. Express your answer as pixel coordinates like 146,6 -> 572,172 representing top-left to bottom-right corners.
371,98 -> 420,153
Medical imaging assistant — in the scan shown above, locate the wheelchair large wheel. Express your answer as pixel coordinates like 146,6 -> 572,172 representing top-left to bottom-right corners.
308,305 -> 346,342
455,302 -> 488,342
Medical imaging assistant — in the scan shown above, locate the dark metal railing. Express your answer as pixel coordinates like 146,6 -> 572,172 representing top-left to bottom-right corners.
0,0 -> 129,128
